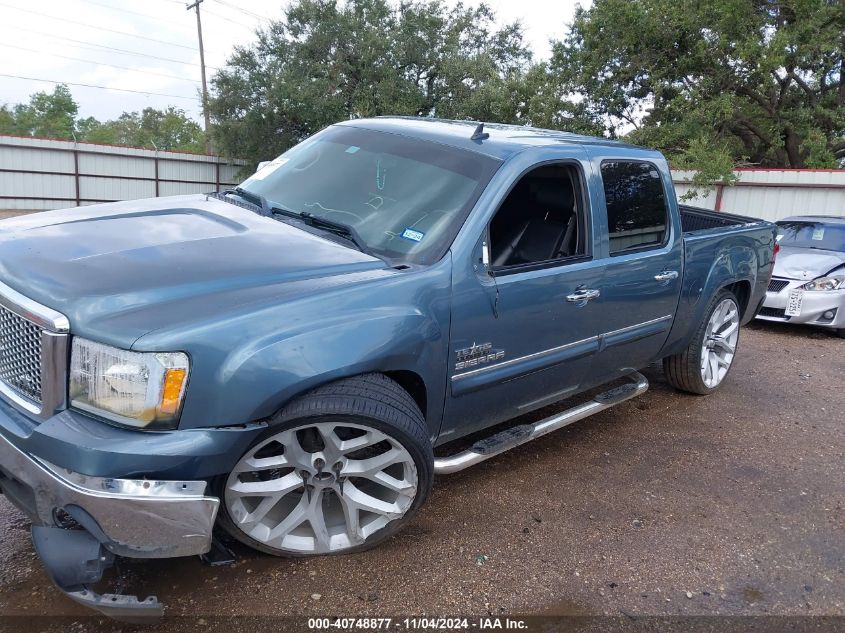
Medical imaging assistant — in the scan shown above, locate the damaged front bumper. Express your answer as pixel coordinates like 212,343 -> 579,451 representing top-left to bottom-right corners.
0,429 -> 219,620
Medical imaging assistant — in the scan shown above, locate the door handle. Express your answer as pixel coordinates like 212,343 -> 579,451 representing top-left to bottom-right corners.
566,288 -> 601,303
654,270 -> 679,282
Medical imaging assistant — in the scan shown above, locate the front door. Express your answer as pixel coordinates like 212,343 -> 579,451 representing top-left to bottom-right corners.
439,159 -> 605,444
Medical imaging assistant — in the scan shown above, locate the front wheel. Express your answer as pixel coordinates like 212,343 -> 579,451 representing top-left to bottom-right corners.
218,374 -> 433,556
663,289 -> 741,395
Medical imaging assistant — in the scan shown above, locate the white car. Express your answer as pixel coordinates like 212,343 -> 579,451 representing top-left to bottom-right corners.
758,215 -> 845,337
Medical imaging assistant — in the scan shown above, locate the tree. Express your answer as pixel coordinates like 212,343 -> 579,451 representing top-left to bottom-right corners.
79,107 -> 206,152
0,85 -> 78,139
0,87 -> 207,153
207,0 -> 537,165
551,0 -> 845,185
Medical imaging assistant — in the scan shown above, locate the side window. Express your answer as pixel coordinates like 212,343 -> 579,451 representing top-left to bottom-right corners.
600,161 -> 669,255
488,164 -> 586,269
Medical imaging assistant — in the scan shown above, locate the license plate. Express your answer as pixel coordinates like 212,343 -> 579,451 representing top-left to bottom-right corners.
785,289 -> 804,316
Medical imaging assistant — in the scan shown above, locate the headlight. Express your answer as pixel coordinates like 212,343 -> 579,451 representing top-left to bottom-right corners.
69,338 -> 189,430
802,275 -> 845,291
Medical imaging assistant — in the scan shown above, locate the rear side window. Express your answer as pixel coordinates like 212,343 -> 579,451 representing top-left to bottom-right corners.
601,161 -> 669,254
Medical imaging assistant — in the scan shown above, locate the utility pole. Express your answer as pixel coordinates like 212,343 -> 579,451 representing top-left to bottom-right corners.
187,0 -> 213,154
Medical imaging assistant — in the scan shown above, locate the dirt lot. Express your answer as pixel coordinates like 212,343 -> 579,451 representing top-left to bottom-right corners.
0,320 -> 842,630
0,211 -> 31,220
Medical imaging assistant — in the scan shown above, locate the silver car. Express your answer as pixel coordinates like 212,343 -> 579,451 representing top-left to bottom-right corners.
758,215 -> 845,337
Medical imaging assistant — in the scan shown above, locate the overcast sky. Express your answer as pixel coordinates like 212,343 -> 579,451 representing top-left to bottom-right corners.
0,0 -> 589,125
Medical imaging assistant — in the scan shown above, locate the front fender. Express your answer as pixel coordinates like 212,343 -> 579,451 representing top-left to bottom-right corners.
219,307 -> 446,439
135,257 -> 453,439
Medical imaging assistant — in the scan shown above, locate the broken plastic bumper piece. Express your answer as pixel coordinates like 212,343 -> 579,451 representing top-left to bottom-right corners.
0,430 -> 219,619
32,525 -> 162,622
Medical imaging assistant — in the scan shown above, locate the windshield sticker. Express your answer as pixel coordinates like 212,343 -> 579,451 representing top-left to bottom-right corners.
812,227 -> 825,241
345,146 -> 360,154
401,228 -> 425,242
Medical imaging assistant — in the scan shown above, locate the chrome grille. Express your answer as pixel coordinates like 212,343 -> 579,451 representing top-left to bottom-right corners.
0,304 -> 42,403
768,278 -> 790,293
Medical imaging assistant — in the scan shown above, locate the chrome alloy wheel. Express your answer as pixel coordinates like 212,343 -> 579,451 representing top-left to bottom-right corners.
700,297 -> 740,389
224,422 -> 418,554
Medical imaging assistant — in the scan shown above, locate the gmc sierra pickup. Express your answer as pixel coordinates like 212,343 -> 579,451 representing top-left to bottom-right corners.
0,117 -> 777,618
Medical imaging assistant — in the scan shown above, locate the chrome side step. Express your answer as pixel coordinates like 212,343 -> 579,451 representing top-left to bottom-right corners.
433,371 -> 649,475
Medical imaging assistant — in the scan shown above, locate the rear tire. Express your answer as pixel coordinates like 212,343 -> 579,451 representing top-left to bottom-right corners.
663,289 -> 741,395
217,373 -> 433,557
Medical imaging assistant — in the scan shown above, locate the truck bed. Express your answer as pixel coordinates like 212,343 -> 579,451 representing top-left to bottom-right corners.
679,204 -> 762,233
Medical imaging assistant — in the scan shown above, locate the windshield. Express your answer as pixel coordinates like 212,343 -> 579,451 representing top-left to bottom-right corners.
776,221 -> 845,253
239,126 -> 501,264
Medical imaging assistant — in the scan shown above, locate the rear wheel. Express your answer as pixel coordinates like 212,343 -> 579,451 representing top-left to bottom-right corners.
218,374 -> 433,556
663,289 -> 741,395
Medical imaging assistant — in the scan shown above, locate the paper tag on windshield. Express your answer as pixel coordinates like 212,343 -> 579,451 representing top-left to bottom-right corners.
812,227 -> 825,241
401,228 -> 425,242
249,157 -> 288,181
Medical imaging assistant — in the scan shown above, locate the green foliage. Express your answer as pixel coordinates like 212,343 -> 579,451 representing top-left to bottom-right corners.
209,0 -> 598,165
553,0 -> 845,186
77,108 -> 206,152
0,85 -> 78,139
0,86 -> 207,153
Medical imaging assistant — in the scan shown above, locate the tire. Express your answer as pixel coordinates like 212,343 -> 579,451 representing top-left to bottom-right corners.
837,329 -> 845,339
663,289 -> 741,395
217,373 -> 433,557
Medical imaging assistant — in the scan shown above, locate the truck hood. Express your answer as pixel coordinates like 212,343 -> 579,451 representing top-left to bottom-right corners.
773,245 -> 845,281
0,195 -> 387,346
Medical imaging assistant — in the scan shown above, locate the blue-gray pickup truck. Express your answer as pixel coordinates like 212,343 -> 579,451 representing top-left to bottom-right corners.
0,118 -> 777,618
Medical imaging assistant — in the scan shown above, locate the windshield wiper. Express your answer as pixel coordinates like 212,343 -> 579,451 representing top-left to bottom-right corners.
223,190 -> 374,257
271,208 -> 372,255
224,187 -> 272,216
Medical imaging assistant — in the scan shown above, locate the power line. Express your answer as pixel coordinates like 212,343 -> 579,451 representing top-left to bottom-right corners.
0,2 -> 223,53
13,25 -> 221,71
212,0 -> 274,21
0,43 -> 201,84
76,0 -> 186,29
202,5 -> 258,31
0,73 -> 200,101
147,0 -> 257,31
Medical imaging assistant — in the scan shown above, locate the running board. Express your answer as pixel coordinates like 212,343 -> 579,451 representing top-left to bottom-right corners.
433,371 -> 649,475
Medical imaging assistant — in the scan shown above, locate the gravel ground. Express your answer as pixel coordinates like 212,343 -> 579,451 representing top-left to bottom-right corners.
0,319 -> 842,630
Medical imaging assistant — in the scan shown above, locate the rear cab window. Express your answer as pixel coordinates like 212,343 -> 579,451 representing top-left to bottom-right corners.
600,161 -> 669,255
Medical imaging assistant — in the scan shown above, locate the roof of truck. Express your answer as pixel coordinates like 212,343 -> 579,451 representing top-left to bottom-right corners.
337,116 -> 654,161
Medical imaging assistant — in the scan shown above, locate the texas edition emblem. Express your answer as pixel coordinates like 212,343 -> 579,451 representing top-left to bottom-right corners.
455,342 -> 505,371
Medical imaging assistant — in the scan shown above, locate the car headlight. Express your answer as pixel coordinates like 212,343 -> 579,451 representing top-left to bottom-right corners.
69,338 -> 189,430
801,275 -> 845,291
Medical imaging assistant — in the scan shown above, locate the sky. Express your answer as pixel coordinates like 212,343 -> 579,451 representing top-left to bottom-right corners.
0,0 -> 589,126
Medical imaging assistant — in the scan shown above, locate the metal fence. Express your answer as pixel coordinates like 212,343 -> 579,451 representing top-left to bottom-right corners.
2,134 -> 843,224
0,135 -> 247,212
673,169 -> 845,222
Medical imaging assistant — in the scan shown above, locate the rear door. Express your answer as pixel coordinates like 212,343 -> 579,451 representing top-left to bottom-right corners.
587,156 -> 683,382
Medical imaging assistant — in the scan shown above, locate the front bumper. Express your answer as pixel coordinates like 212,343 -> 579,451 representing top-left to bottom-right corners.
0,429 -> 219,558
0,418 -> 224,621
757,280 -> 845,329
